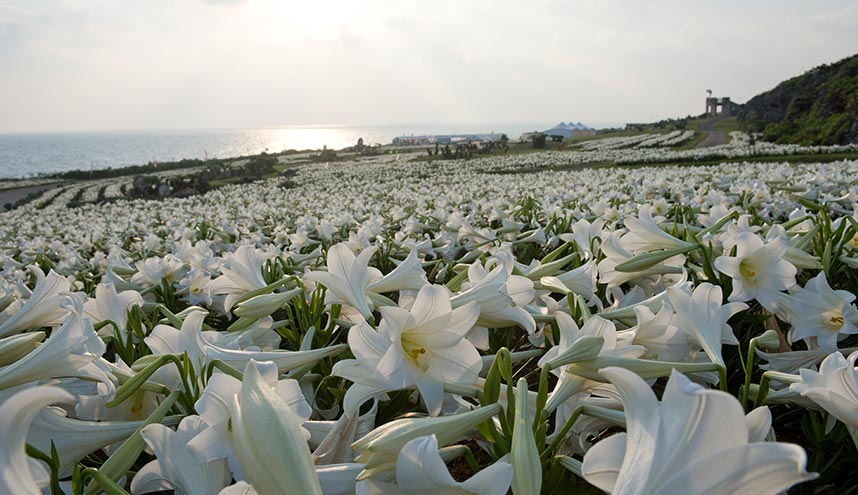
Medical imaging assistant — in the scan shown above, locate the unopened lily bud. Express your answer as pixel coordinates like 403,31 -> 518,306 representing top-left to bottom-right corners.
614,244 -> 697,273
542,335 -> 604,371
539,276 -> 571,295
568,356 -> 720,382
0,332 -> 45,366
354,403 -> 502,479
0,293 -> 14,313
526,252 -> 578,280
755,329 -> 782,351
231,361 -> 322,495
511,378 -> 542,495
234,288 -> 302,319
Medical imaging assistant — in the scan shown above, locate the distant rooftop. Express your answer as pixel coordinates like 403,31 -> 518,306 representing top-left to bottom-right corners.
541,121 -> 595,138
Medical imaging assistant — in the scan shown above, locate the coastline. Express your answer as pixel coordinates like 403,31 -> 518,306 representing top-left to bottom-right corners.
0,124 -> 554,179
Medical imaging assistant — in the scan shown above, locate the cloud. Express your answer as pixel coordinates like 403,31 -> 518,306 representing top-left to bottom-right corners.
199,0 -> 248,5
0,0 -> 857,132
0,3 -> 30,26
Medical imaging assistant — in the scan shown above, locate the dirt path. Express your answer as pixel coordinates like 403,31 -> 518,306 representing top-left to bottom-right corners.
696,115 -> 729,148
0,184 -> 61,208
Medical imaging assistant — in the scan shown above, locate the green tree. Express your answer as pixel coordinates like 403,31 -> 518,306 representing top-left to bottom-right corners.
243,153 -> 277,178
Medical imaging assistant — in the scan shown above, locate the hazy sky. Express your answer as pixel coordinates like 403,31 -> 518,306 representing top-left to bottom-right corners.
1,0 -> 857,133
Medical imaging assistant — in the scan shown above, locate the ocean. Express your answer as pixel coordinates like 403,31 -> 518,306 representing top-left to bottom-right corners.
0,123 -> 591,179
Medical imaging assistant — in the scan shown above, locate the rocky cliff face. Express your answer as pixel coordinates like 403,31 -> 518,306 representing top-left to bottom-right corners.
740,54 -> 858,145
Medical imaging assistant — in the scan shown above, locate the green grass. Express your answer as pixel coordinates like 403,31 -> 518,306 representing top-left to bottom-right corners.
711,116 -> 740,133
683,117 -> 711,131
672,131 -> 707,151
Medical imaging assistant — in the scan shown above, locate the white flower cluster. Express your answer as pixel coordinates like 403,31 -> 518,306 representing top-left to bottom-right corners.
103,182 -> 124,199
657,129 -> 696,146
3,144 -> 858,494
637,130 -> 695,148
580,133 -> 658,151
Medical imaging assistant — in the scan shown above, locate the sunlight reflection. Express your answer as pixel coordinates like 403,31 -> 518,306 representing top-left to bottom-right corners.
263,127 -> 354,152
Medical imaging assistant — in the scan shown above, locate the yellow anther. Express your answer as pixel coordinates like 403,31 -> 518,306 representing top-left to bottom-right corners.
823,311 -> 846,332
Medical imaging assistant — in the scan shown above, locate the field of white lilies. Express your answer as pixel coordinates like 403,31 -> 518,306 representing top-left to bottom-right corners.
2,141 -> 858,494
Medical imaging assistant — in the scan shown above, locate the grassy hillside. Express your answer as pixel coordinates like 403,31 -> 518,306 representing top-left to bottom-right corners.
740,54 -> 858,145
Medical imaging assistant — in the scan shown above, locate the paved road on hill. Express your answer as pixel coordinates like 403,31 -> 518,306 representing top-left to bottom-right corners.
696,115 -> 729,148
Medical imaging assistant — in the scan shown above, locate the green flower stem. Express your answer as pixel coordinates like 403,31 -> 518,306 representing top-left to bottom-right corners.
739,337 -> 759,410
541,405 -> 584,460
84,390 -> 180,495
80,468 -> 130,495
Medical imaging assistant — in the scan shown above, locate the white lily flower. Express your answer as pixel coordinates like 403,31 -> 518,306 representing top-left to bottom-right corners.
0,267 -> 72,338
0,385 -> 74,495
0,296 -> 108,391
746,406 -> 774,442
559,217 -> 606,256
74,357 -> 156,421
28,405 -> 149,475
513,226 -> 546,245
776,272 -> 858,353
619,304 -> 695,362
366,247 -> 429,295
549,385 -> 624,456
513,251 -> 578,281
756,347 -> 828,374
790,350 -> 858,430
541,313 -> 645,413
208,245 -> 275,313
83,282 -> 144,340
754,329 -> 782,351
597,232 -> 684,289
598,279 -> 691,320
356,434 -> 513,495
189,360 -> 311,471
303,243 -> 380,320
581,367 -> 816,494
451,262 -> 535,334
315,463 -> 364,495
131,254 -> 187,288
179,268 -> 215,306
309,402 -> 378,464
145,309 -> 346,386
619,205 -> 696,254
332,284 -> 481,416
539,257 -> 599,306
713,230 -> 796,312
219,482 -> 257,495
192,365 -> 362,493
305,244 -> 427,323
208,316 -> 282,351
131,416 -> 231,495
666,283 -> 747,368
287,246 -> 323,267
230,361 -> 322,495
